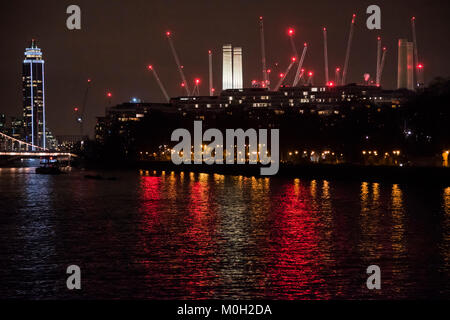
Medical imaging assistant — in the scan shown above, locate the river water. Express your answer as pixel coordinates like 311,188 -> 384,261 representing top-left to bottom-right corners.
0,167 -> 448,299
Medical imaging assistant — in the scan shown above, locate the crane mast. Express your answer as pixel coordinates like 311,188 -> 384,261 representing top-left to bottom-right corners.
148,65 -> 170,103
293,43 -> 308,86
341,14 -> 356,85
259,17 -> 269,88
323,28 -> 329,85
166,31 -> 190,96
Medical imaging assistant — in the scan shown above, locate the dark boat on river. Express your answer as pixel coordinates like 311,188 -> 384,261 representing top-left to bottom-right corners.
35,158 -> 63,175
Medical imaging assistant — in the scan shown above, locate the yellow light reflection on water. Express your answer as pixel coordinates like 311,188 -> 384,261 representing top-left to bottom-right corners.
391,184 -> 406,257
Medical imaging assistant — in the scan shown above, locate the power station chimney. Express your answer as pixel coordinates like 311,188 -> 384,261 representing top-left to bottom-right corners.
397,39 -> 414,90
232,47 -> 243,89
222,44 -> 233,90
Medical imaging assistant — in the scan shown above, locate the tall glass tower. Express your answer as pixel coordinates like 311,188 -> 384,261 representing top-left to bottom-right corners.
22,39 -> 46,149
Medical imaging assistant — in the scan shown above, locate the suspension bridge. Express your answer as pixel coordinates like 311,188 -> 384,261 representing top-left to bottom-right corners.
0,132 -> 76,158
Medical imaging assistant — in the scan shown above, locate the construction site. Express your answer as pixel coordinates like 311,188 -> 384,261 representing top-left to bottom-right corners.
145,14 -> 425,101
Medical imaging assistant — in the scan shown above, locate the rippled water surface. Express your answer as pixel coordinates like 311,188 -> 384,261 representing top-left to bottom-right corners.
0,167 -> 449,299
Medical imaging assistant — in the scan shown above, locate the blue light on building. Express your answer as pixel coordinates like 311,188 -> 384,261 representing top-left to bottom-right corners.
22,39 -> 46,149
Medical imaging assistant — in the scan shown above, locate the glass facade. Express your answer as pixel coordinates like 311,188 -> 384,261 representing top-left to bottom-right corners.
22,39 -> 46,149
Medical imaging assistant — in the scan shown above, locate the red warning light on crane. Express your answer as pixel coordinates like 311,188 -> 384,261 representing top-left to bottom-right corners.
288,28 -> 295,36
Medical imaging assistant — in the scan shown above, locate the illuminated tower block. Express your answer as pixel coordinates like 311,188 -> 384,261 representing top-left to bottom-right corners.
22,39 -> 46,149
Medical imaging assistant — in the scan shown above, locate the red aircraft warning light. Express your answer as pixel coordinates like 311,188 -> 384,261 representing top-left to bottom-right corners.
279,73 -> 285,78
181,82 -> 185,87
195,78 -> 200,85
74,107 -> 79,112
147,65 -> 153,70
291,57 -> 297,62
308,71 -> 314,77
288,28 -> 295,36
107,92 -> 112,98
166,31 -> 171,37
327,81 -> 335,87
417,64 -> 424,69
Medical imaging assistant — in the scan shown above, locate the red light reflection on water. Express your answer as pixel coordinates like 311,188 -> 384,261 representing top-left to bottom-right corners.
179,174 -> 219,297
266,180 -> 331,299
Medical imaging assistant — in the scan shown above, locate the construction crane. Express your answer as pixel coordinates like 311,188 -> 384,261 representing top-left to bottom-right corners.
259,17 -> 269,88
275,57 -> 296,91
306,71 -> 314,85
341,14 -> 356,85
411,17 -> 424,88
166,31 -> 190,96
298,69 -> 306,85
335,67 -> 341,85
208,50 -> 214,96
379,47 -> 387,86
376,36 -> 382,86
147,65 -> 170,102
323,28 -> 329,85
293,43 -> 308,86
192,78 -> 200,96
74,78 -> 92,137
287,28 -> 299,59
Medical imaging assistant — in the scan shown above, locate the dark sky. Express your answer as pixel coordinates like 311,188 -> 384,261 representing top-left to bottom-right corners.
1,0 -> 450,137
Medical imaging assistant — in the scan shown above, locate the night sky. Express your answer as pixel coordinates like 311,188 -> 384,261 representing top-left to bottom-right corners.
1,0 -> 449,137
